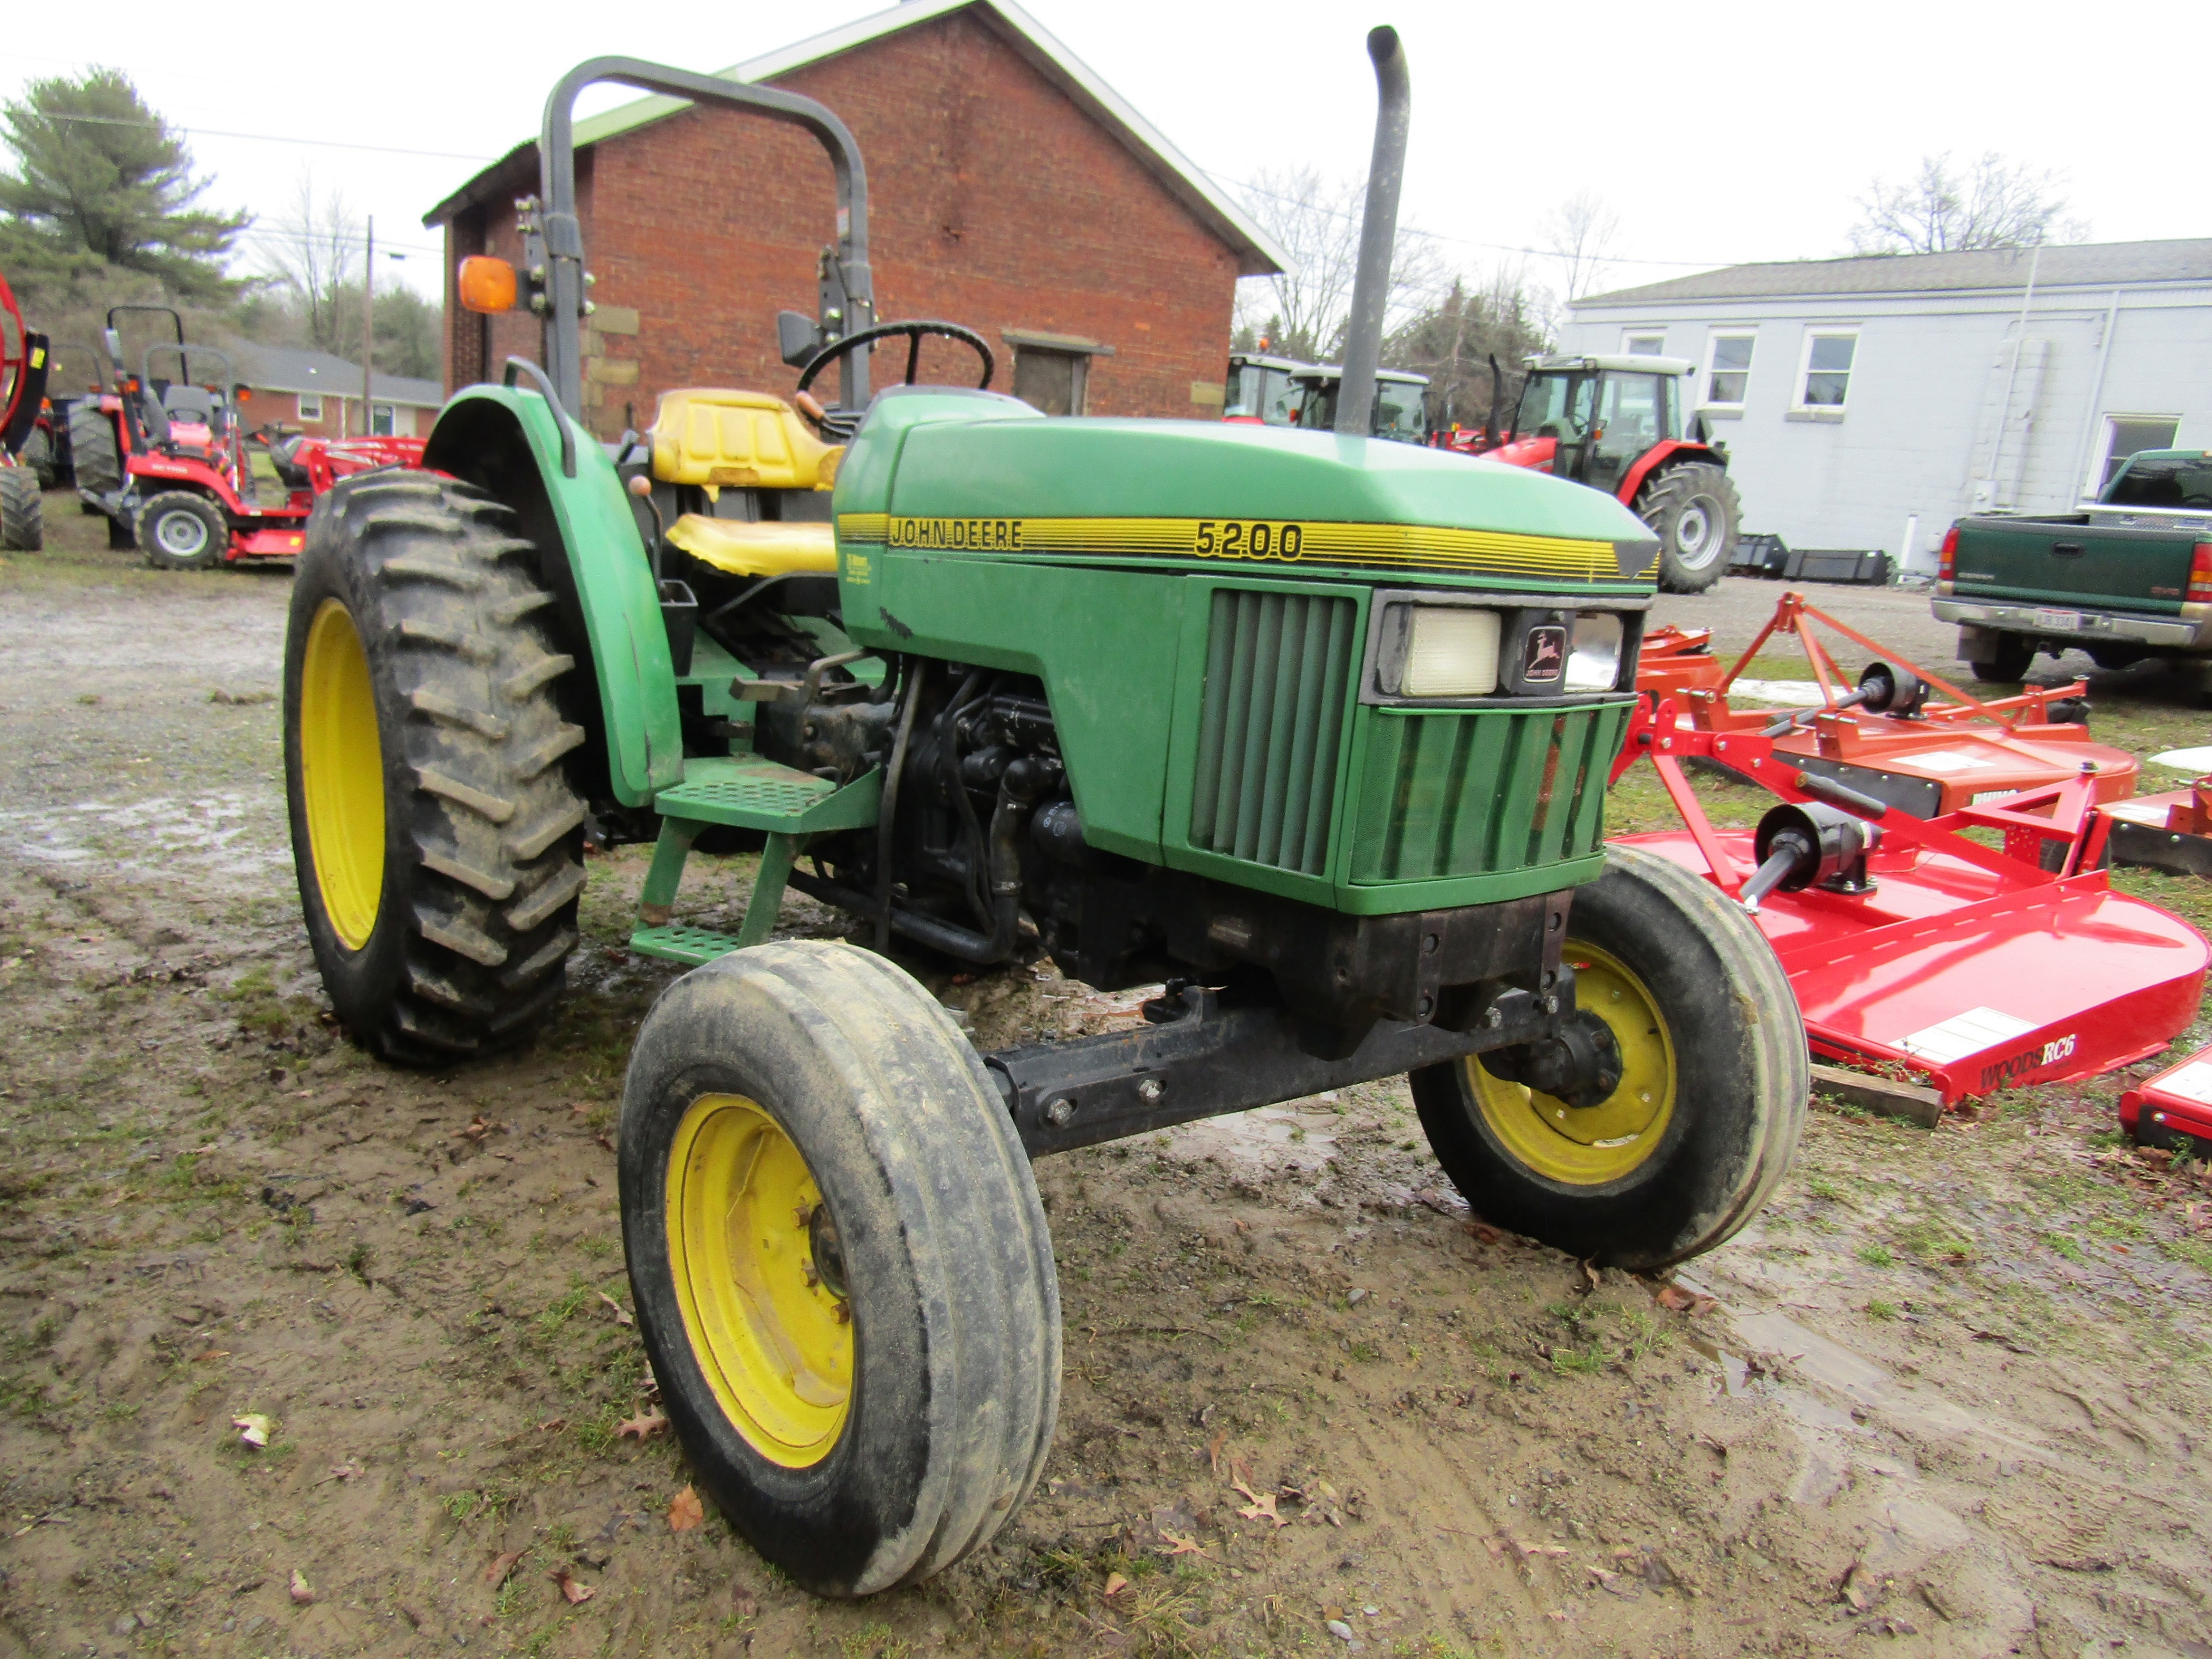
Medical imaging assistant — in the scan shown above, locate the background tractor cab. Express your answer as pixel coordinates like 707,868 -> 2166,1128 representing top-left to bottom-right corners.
1221,350 -> 1308,426
1287,363 -> 1429,443
1437,352 -> 1740,593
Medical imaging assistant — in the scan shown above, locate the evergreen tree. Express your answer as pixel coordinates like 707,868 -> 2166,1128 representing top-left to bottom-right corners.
0,69 -> 249,298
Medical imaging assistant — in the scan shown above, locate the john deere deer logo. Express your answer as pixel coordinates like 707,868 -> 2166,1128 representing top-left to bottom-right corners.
1523,624 -> 1566,682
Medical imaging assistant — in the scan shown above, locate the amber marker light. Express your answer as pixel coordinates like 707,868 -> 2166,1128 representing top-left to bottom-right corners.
458,257 -> 519,314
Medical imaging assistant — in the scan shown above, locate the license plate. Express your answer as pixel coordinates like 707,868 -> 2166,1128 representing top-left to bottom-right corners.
2032,608 -> 2080,631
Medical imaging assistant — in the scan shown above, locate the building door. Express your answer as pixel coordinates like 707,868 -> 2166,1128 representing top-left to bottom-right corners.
1013,347 -> 1088,416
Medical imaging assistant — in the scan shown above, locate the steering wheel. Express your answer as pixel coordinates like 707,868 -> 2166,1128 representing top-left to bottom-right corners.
793,320 -> 995,435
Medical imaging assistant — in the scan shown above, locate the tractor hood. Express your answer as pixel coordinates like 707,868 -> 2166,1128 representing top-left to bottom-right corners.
832,389 -> 1659,588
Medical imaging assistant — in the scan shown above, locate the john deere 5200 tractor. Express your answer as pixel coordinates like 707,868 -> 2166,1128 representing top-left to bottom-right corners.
281,40 -> 1804,1598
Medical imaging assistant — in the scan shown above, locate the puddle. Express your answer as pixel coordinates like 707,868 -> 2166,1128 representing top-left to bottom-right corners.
1161,1102 -> 1341,1174
0,792 -> 289,882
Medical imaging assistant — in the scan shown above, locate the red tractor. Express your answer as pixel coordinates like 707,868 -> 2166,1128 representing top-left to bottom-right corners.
74,309 -> 424,569
0,268 -> 48,551
1221,350 -> 1310,426
1435,352 -> 1740,594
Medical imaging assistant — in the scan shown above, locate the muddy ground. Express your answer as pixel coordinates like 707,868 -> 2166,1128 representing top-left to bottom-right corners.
4,500 -> 2210,1659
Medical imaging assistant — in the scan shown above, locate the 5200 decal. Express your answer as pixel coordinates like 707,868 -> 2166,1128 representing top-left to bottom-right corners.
1194,520 -> 1305,560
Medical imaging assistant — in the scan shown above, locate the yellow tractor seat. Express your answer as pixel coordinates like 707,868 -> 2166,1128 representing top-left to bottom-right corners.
649,388 -> 841,492
665,516 -> 838,578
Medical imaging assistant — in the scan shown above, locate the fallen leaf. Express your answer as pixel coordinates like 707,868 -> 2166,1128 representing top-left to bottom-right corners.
193,1349 -> 230,1363
1156,1532 -> 1208,1558
596,1292 -> 635,1328
452,1114 -> 509,1142
536,1418 -> 567,1433
1578,1258 -> 1600,1292
1587,1566 -> 1617,1585
668,1485 -> 704,1532
289,1570 -> 314,1605
549,1567 -> 595,1604
232,1414 -> 272,1449
616,1410 -> 667,1442
595,1132 -> 616,1153
1206,1428 -> 1229,1474
1103,1572 -> 1130,1597
1462,1221 -> 1504,1245
731,1585 -> 758,1619
570,1102 -> 592,1115
1237,1492 -> 1287,1527
1655,1283 -> 1718,1316
483,1551 -> 523,1587
313,1461 -> 363,1485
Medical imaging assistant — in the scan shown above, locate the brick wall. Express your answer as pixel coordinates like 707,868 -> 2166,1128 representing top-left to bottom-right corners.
439,10 -> 1241,434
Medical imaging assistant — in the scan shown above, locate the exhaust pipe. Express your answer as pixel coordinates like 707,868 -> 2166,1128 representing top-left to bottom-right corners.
1334,25 -> 1409,439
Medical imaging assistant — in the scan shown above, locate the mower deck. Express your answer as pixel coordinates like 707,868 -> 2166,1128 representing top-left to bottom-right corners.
1620,826 -> 2205,1103
2119,1042 -> 2212,1147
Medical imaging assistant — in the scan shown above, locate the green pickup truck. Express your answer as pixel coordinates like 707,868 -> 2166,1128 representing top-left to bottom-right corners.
1934,449 -> 2212,682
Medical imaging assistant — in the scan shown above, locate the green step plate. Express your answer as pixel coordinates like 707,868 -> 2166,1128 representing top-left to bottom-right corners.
629,924 -> 746,967
653,757 -> 882,832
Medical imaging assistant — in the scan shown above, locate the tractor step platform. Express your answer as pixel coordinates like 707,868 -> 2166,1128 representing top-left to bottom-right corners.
630,924 -> 750,967
652,755 -> 881,833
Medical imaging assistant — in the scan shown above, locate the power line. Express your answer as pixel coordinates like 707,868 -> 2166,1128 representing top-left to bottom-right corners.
25,109 -> 494,165
1206,167 -> 1731,272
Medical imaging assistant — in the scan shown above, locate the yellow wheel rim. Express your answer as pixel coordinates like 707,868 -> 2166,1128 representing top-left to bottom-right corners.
666,1093 -> 852,1468
299,599 -> 386,951
1466,941 -> 1674,1186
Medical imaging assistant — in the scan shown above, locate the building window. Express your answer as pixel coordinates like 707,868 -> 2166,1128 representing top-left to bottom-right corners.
1795,330 -> 1858,411
371,403 -> 398,437
1012,347 -> 1089,416
1702,331 -> 1755,409
2095,415 -> 2180,493
297,393 -> 323,422
1622,330 -> 1665,356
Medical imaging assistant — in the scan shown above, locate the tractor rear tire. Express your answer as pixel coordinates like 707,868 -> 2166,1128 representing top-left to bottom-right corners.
0,468 -> 41,552
1968,631 -> 2034,683
137,490 -> 228,571
1638,462 -> 1740,594
283,470 -> 589,1064
1410,843 -> 1807,1269
67,403 -> 121,498
20,426 -> 55,489
621,941 -> 1060,1597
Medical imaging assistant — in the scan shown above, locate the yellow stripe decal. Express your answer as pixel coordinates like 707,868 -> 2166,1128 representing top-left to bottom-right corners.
835,514 -> 1635,581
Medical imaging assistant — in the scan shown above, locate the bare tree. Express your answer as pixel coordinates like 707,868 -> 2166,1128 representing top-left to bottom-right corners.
1850,153 -> 2085,254
259,171 -> 360,356
1232,166 -> 1446,361
1542,190 -> 1621,303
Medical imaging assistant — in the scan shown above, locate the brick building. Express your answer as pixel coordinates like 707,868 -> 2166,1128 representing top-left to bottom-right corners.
424,0 -> 1284,437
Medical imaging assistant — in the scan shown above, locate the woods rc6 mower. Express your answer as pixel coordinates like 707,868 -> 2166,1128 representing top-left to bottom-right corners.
1436,352 -> 1740,595
279,38 -> 1805,1596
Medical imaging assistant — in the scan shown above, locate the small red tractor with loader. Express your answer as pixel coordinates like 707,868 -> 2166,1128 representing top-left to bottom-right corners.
279,37 -> 1805,1597
71,307 -> 423,568
1436,351 -> 1741,594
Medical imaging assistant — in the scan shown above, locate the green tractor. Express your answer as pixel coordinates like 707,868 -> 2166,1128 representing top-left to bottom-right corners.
281,40 -> 1804,1598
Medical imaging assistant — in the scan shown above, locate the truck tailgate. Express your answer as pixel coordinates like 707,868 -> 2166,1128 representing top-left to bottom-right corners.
1951,514 -> 2201,612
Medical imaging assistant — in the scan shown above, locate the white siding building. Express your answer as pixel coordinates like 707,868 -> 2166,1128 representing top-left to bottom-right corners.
1559,239 -> 2212,570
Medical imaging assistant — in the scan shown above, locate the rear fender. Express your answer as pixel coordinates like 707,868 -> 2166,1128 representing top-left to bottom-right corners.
423,385 -> 680,808
1621,440 -> 1725,509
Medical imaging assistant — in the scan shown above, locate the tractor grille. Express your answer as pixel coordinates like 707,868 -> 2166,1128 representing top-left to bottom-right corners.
1188,588 -> 1359,877
1348,701 -> 1630,884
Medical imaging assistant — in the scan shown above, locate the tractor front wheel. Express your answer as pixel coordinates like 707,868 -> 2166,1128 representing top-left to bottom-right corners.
137,490 -> 228,571
1637,462 -> 1740,594
282,471 -> 588,1063
621,942 -> 1060,1597
1411,844 -> 1807,1269
0,468 -> 41,552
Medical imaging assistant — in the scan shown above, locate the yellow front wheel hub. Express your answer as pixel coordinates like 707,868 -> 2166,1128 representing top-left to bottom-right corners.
1465,941 -> 1674,1186
667,1094 -> 852,1468
299,599 -> 386,951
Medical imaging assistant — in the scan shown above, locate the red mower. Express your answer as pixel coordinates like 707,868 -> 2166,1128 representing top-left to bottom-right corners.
1611,597 -> 2208,1109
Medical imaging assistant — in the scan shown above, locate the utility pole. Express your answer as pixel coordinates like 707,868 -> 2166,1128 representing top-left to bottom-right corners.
362,215 -> 375,436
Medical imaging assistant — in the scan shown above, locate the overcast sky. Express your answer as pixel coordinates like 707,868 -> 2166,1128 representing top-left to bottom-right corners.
10,0 -> 2203,306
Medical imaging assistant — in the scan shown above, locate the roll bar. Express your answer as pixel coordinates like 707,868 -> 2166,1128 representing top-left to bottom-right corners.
533,58 -> 876,415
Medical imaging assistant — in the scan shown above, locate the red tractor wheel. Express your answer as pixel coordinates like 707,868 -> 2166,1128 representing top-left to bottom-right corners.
138,490 -> 229,571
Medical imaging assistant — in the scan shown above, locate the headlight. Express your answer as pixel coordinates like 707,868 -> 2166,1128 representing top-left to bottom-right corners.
1565,612 -> 1624,691
1401,606 -> 1500,697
